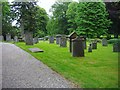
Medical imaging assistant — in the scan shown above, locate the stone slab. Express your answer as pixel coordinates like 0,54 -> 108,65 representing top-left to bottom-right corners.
29,48 -> 44,53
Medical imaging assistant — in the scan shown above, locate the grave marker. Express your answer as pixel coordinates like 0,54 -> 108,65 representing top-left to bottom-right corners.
113,42 -> 120,52
102,38 -> 108,46
49,36 -> 54,43
59,35 -> 67,47
6,34 -> 11,42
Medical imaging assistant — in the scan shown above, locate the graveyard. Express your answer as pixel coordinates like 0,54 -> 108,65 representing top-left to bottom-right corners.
1,0 -> 120,89
15,39 -> 119,88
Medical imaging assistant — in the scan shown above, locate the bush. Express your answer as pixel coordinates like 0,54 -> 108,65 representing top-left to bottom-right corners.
108,39 -> 120,44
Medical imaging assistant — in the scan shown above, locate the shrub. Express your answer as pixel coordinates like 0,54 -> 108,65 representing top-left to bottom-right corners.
108,39 -> 120,44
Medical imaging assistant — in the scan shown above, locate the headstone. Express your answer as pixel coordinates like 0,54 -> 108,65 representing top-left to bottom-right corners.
81,36 -> 87,49
29,48 -> 44,53
113,42 -> 120,52
14,36 -> 19,42
56,34 -> 62,44
33,37 -> 38,44
6,34 -> 11,42
88,43 -> 92,52
68,32 -> 77,52
72,36 -> 84,57
25,31 -> 33,45
59,35 -> 67,47
49,36 -> 54,43
102,38 -> 108,46
0,35 -> 3,41
92,41 -> 97,49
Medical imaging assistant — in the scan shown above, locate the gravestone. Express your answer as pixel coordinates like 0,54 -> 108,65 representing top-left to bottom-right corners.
68,32 -> 77,52
113,42 -> 120,52
56,34 -> 62,44
72,36 -> 84,57
0,35 -> 3,41
88,43 -> 92,52
59,35 -> 67,47
14,36 -> 19,42
49,36 -> 54,43
6,34 -> 11,42
25,31 -> 33,45
29,48 -> 43,53
33,37 -> 38,44
81,36 -> 87,49
92,41 -> 97,49
102,38 -> 108,46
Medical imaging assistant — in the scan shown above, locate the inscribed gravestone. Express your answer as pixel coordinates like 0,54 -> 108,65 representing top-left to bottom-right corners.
25,31 -> 33,45
59,35 -> 67,47
49,36 -> 54,43
29,48 -> 44,53
6,34 -> 11,42
88,43 -> 92,52
56,34 -> 62,44
72,36 -> 84,57
33,37 -> 38,44
113,42 -> 120,52
92,40 -> 97,49
102,38 -> 108,46
14,36 -> 19,42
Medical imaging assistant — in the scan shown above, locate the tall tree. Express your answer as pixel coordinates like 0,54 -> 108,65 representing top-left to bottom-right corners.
105,2 -> 120,38
75,2 -> 112,38
51,1 -> 71,35
66,1 -> 78,33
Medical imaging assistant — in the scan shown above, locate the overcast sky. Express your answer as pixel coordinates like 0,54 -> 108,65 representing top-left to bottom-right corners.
8,0 -> 78,15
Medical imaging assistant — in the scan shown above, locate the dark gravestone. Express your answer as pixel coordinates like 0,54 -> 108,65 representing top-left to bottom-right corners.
59,35 -> 67,47
72,36 -> 84,57
25,31 -> 33,45
88,43 -> 92,52
49,36 -> 54,43
33,37 -> 38,44
14,36 -> 19,42
6,34 -> 11,42
92,41 -> 97,49
56,34 -> 62,44
0,35 -> 3,41
68,32 -> 77,52
113,43 -> 120,52
102,38 -> 108,46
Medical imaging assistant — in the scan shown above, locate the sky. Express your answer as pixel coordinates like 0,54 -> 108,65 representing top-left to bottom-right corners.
8,0 -> 78,16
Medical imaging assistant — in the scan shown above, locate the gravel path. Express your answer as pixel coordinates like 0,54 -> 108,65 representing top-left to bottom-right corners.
2,43 -> 75,88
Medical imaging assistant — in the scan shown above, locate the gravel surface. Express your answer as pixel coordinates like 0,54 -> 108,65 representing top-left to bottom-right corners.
2,43 -> 75,88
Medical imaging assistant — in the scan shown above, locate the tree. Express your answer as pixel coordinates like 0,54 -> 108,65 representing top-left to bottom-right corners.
75,2 -> 112,38
33,6 -> 48,37
2,2 -> 13,38
66,2 -> 78,33
51,1 -> 71,35
105,2 -> 120,38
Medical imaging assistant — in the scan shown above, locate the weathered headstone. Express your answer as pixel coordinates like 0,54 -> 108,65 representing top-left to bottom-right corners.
6,34 -> 11,42
113,42 -> 120,52
33,37 -> 38,44
68,32 -> 77,52
14,36 -> 19,42
56,34 -> 62,44
59,35 -> 67,47
88,43 -> 92,52
92,41 -> 97,49
0,35 -> 3,41
102,38 -> 108,46
25,31 -> 33,45
72,36 -> 84,57
49,36 -> 54,43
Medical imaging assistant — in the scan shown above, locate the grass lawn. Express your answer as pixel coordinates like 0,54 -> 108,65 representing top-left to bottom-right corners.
15,41 -> 118,88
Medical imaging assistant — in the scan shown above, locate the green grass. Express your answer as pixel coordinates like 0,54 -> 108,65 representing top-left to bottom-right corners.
15,41 -> 118,88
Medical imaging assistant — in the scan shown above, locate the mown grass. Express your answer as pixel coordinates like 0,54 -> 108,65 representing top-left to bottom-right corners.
15,41 -> 118,88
